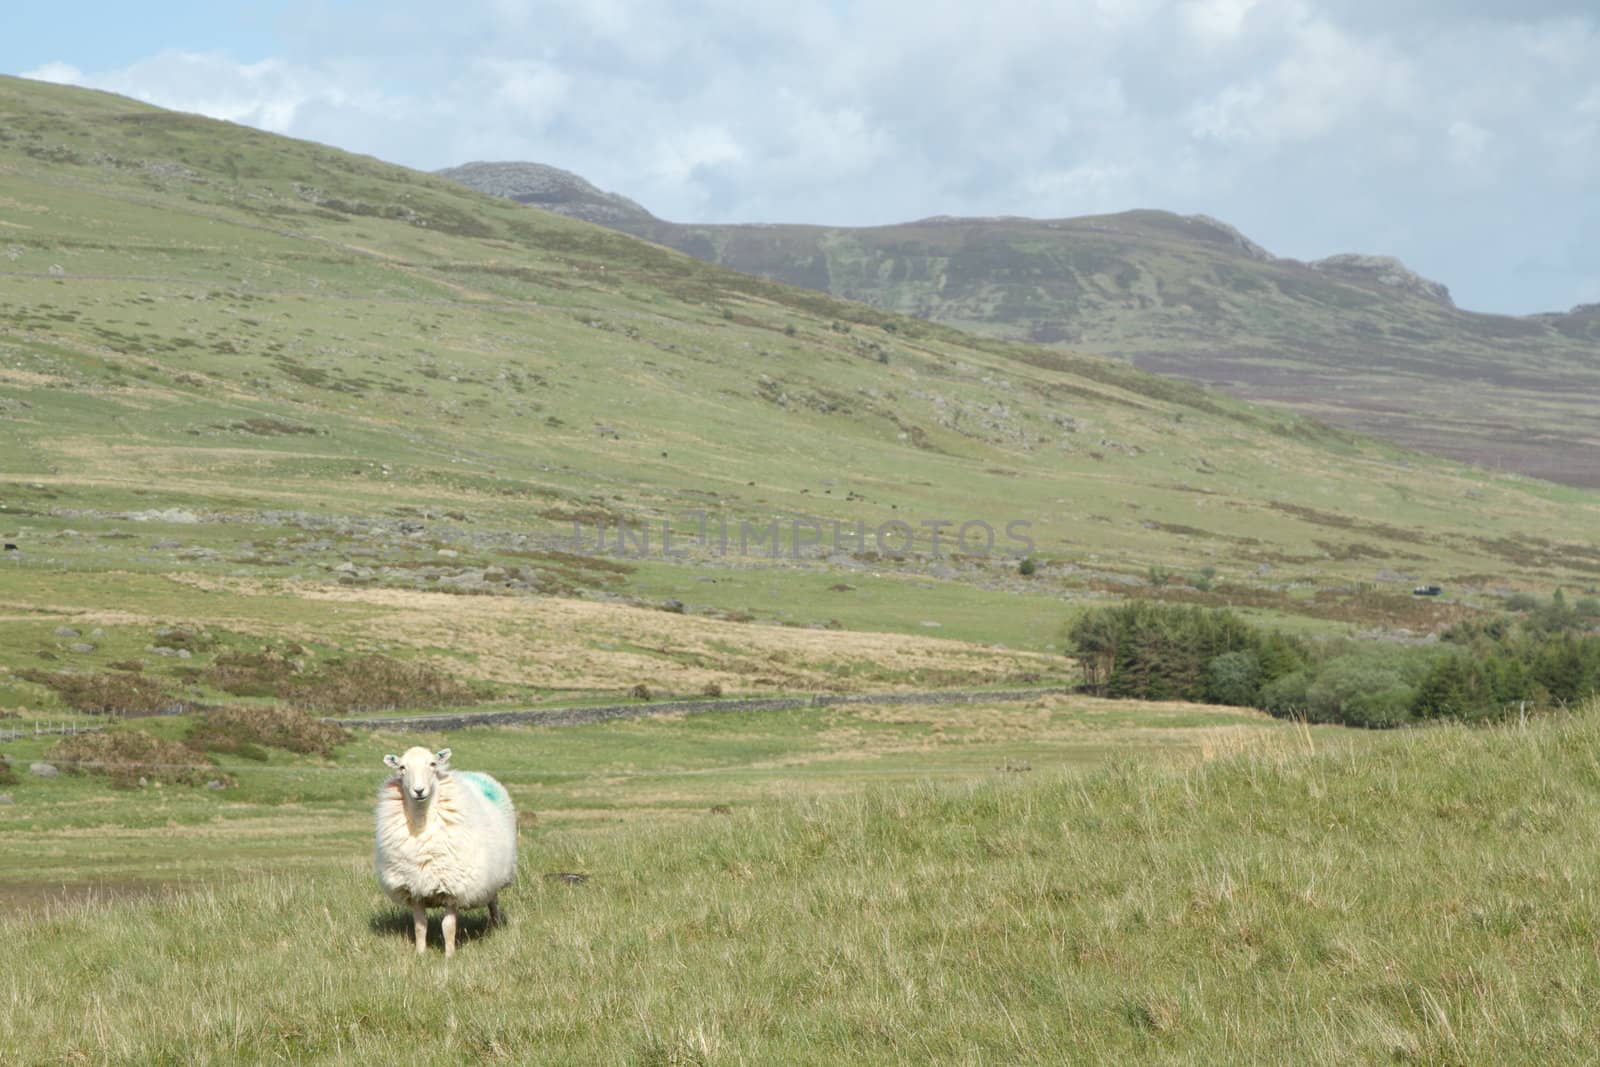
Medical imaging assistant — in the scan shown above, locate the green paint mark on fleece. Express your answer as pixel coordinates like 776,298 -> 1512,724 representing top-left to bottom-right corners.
459,771 -> 505,807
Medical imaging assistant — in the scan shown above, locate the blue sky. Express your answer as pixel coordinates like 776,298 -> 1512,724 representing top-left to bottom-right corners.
6,1 -> 1598,315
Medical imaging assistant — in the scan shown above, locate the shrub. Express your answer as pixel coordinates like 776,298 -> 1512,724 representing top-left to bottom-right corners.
151,627 -> 217,653
302,655 -> 478,712
1018,557 -> 1037,577
702,682 -> 724,698
1258,671 -> 1311,718
630,683 -> 653,701
204,649 -> 300,698
1304,657 -> 1407,724
1071,601 -> 1600,728
186,705 -> 349,758
1341,685 -> 1414,729
1529,634 -> 1600,705
52,729 -> 220,789
0,758 -> 16,787
1068,601 -> 1304,702
1413,654 -> 1495,721
15,669 -> 183,715
1206,651 -> 1261,706
206,651 -> 477,714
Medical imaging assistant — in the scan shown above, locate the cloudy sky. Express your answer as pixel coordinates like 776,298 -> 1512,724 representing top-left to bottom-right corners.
7,1 -> 1597,314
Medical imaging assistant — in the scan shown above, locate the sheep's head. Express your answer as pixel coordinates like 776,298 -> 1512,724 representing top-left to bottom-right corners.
384,746 -> 451,803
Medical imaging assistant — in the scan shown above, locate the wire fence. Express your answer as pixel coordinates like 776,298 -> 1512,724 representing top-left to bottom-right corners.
0,716 -> 116,743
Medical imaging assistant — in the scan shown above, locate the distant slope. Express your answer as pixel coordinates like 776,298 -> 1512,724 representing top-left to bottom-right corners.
2,73 -> 1599,673
442,165 -> 1600,486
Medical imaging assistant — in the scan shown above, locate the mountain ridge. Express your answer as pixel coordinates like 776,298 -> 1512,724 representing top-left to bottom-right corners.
440,160 -> 1600,486
434,160 -> 655,226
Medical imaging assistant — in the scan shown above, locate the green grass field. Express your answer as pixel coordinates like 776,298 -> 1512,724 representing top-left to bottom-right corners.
0,694 -> 1273,893
5,701 -> 1599,1063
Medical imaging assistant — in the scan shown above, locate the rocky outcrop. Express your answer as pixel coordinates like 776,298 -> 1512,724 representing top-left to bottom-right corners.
1182,214 -> 1277,262
435,161 -> 655,225
1311,254 -> 1454,307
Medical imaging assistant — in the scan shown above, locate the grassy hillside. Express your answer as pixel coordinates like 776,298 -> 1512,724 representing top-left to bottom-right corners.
7,700 -> 1599,1063
2,75 -> 1599,727
443,164 -> 1600,487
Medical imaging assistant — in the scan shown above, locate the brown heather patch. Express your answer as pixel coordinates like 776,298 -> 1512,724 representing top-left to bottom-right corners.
14,669 -> 184,716
1266,501 -> 1430,544
1307,587 -> 1478,628
289,654 -> 480,713
186,705 -> 349,758
1467,535 -> 1600,575
202,648 -> 299,698
1143,520 -> 1261,545
200,642 -> 478,714
1313,540 -> 1405,562
51,730 -> 220,788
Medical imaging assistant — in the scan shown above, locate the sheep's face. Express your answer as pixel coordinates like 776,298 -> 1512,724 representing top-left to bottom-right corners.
384,746 -> 451,803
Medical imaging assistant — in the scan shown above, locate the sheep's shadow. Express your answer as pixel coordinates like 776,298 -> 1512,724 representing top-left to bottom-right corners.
368,908 -> 498,951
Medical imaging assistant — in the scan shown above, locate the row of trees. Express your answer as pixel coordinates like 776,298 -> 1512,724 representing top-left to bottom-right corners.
1066,600 -> 1600,728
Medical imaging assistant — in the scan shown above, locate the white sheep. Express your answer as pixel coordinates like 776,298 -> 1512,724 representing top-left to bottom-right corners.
375,746 -> 517,956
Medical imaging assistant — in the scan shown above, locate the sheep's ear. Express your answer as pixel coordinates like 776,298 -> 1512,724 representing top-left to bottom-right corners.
435,748 -> 452,767
383,754 -> 402,770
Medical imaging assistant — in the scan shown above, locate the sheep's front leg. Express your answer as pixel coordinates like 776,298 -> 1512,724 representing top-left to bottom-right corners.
412,903 -> 428,954
442,905 -> 458,958
488,895 -> 503,928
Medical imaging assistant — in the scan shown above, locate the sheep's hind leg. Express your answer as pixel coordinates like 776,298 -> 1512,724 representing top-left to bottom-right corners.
443,905 -> 458,958
488,895 -> 503,928
412,903 -> 428,954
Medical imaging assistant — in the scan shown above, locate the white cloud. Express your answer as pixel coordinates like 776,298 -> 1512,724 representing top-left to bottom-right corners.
21,61 -> 83,85
478,59 -> 569,119
1446,120 -> 1490,168
1181,0 -> 1268,45
647,123 -> 743,186
1188,14 -> 1415,144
